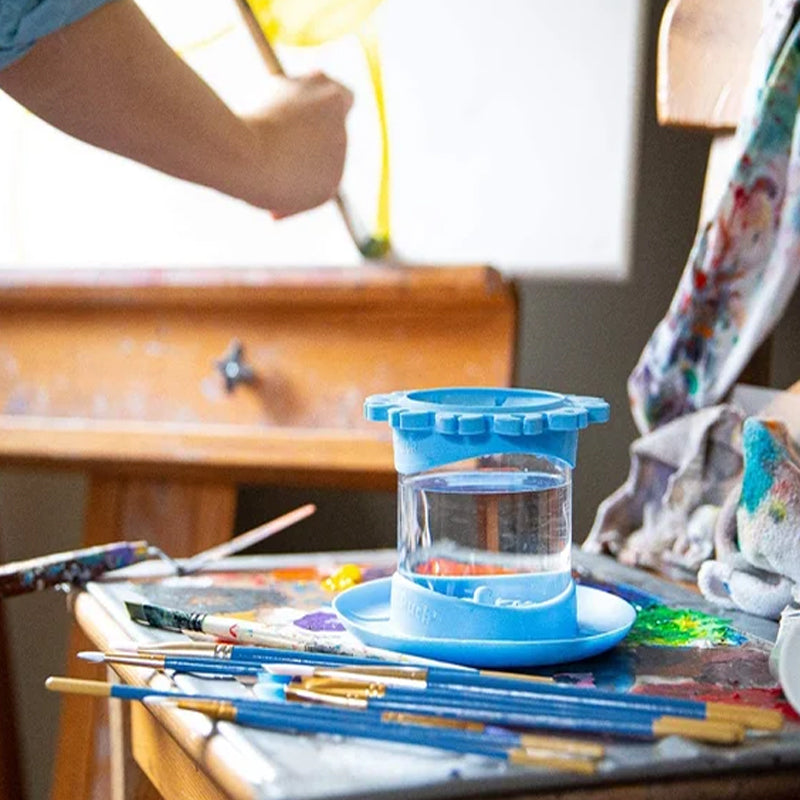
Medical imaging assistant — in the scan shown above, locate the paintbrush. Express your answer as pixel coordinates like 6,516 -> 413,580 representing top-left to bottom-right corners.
124,600 -> 450,665
159,696 -> 597,771
125,601 -> 468,666
264,663 -> 783,732
45,677 -> 599,772
84,646 -> 738,737
232,0 -> 392,261
78,651 -> 264,680
81,646 -> 454,674
277,681 -> 746,745
176,503 -> 316,574
288,675 -> 754,736
77,648 -> 547,694
0,503 -> 315,598
96,642 -> 551,683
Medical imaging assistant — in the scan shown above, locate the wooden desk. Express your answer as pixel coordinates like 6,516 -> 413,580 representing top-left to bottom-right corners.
0,264 -> 517,799
70,551 -> 800,800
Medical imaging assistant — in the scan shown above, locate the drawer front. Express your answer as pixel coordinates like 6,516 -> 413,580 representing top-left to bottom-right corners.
0,301 -> 514,429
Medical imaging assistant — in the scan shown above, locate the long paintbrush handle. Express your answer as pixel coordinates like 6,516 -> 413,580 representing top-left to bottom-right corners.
0,541 -> 151,598
178,504 -> 315,574
232,0 -> 368,256
234,0 -> 285,76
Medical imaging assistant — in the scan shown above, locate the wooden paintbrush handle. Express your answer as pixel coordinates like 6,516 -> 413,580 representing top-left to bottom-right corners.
233,0 -> 286,76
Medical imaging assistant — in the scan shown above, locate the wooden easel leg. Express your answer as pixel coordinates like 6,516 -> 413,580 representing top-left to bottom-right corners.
0,599 -> 25,800
49,475 -> 237,800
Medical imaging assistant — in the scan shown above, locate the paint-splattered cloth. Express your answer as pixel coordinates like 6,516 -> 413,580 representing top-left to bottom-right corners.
0,0 -> 114,70
698,416 -> 800,619
628,5 -> 800,434
583,404 -> 745,573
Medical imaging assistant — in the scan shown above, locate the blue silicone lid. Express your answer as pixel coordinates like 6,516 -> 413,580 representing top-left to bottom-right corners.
364,387 -> 609,473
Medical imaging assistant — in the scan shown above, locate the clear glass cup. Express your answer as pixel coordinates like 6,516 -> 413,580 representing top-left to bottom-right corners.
397,452 -> 572,601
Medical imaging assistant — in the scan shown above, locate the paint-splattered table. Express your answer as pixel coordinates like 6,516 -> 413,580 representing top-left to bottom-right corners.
72,548 -> 800,800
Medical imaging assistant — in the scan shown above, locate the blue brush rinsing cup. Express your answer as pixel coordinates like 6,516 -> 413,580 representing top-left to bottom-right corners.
364,387 -> 609,642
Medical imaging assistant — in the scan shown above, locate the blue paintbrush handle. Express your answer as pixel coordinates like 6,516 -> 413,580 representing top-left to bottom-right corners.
380,684 -> 673,727
427,671 -> 711,720
215,644 -> 431,669
365,691 -> 662,739
161,656 -> 262,678
230,704 -> 521,760
106,683 -> 523,758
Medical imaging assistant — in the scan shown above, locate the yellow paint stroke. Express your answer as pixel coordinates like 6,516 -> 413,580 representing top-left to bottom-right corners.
248,0 -> 383,47
359,21 -> 390,241
175,23 -> 237,57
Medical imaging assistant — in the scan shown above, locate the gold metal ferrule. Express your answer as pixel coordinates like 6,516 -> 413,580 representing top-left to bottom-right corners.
299,677 -> 387,699
315,667 -> 427,689
103,653 -> 167,669
176,699 -> 237,722
214,644 -> 235,660
285,684 -> 369,709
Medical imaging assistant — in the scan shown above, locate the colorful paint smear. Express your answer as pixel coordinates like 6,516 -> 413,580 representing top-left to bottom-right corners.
270,567 -> 321,582
294,610 -> 345,633
321,564 -> 363,592
634,682 -> 800,722
132,554 -> 792,719
573,570 -> 663,610
576,570 -> 747,648
625,605 -> 747,647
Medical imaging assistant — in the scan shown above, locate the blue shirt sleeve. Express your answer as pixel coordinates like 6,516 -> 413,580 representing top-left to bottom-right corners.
0,0 -> 117,70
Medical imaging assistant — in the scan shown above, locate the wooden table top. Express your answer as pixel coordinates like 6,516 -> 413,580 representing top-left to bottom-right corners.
69,550 -> 800,800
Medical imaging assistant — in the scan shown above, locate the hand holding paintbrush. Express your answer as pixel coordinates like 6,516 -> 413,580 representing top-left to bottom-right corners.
233,0 -> 393,260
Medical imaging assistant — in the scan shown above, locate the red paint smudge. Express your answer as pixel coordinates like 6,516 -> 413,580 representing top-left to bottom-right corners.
414,558 -> 514,576
633,683 -> 800,722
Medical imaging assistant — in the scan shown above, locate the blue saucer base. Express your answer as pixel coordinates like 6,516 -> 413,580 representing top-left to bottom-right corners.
333,579 -> 636,668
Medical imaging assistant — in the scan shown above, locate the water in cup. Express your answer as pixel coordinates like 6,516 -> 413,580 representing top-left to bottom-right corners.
398,453 -> 572,597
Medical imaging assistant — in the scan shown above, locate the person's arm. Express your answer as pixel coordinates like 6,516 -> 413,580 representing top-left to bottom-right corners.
0,0 -> 353,218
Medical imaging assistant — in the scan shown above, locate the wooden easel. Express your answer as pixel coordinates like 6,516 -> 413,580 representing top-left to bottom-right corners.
0,264 -> 516,798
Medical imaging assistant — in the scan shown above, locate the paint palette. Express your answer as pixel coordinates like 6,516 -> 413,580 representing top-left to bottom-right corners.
85,548 -> 800,800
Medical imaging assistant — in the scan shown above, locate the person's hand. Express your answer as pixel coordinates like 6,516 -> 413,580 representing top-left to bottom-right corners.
240,72 -> 354,218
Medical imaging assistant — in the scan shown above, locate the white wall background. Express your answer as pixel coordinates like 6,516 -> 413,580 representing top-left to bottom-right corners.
0,0 -> 643,276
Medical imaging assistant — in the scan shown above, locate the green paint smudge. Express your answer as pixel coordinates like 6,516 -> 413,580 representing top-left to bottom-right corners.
769,499 -> 787,522
625,605 -> 747,647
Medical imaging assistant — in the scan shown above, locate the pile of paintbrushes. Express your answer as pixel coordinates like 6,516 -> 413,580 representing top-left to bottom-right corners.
47,641 -> 785,774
